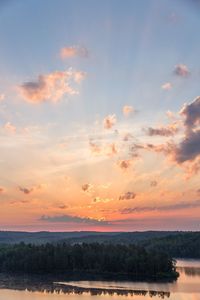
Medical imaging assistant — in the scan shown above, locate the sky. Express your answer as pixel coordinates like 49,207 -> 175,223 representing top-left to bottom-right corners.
0,0 -> 200,231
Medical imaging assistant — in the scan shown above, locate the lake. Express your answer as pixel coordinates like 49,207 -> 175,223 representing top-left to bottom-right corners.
0,259 -> 199,300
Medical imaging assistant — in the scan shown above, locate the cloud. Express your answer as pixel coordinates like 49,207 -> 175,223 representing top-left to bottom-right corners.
117,159 -> 132,170
161,82 -> 172,90
18,186 -> 33,195
60,46 -> 89,59
123,105 -> 134,117
174,130 -> 200,163
142,96 -> 200,174
174,64 -> 190,77
39,214 -> 110,225
103,114 -> 116,129
145,124 -> 178,137
0,187 -> 5,193
180,96 -> 200,130
119,199 -> 200,214
58,204 -> 68,209
119,191 -> 136,200
82,183 -> 93,192
93,197 -> 113,203
150,180 -> 158,187
105,143 -> 118,156
18,69 -> 86,103
4,122 -> 16,133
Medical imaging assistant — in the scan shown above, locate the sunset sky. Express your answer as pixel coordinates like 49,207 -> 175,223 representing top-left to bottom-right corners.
0,0 -> 200,231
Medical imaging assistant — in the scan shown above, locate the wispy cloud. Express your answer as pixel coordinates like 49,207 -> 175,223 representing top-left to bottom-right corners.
39,214 -> 110,225
4,122 -> 16,133
144,124 -> 179,137
119,199 -> 200,214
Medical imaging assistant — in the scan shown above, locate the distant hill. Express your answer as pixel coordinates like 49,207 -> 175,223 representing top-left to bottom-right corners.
0,230 -> 180,245
0,231 -> 118,245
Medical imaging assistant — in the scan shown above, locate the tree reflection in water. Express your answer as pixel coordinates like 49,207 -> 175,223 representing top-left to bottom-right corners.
0,276 -> 170,298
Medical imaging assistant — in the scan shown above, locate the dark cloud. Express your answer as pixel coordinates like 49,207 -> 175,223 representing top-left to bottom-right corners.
180,96 -> 200,130
82,183 -> 93,192
143,97 -> 200,172
119,192 -> 136,200
150,180 -> 158,187
119,199 -> 200,214
174,64 -> 190,77
117,159 -> 132,170
39,214 -> 110,225
145,125 -> 178,137
174,130 -> 200,163
18,186 -> 33,195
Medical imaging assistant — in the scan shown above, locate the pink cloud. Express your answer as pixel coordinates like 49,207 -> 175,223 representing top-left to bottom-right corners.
60,46 -> 89,59
18,69 -> 86,103
103,114 -> 116,129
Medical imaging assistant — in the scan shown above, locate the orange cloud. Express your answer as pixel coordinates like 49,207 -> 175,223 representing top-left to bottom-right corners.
123,105 -> 134,117
18,69 -> 86,103
0,187 -> 5,193
18,186 -> 33,194
82,183 -> 93,192
117,159 -> 132,170
103,114 -> 116,129
60,46 -> 89,59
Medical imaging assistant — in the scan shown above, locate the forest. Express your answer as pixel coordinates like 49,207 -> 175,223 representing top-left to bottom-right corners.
142,232 -> 200,258
0,243 -> 178,280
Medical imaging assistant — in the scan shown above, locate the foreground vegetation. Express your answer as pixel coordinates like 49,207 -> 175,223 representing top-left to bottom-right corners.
0,243 -> 178,280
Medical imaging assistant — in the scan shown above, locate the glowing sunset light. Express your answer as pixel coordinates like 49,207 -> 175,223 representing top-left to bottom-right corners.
0,0 -> 200,231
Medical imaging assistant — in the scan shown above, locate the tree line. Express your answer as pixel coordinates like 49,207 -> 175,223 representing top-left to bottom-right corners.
0,242 -> 178,279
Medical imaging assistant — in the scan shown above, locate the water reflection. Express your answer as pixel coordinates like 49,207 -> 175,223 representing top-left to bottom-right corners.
0,259 -> 199,299
0,277 -> 171,298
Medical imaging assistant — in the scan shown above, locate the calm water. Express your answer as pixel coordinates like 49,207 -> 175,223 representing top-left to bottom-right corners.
0,259 -> 199,300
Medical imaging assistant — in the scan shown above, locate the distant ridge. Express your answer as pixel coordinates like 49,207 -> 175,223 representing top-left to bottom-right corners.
0,230 -> 183,245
